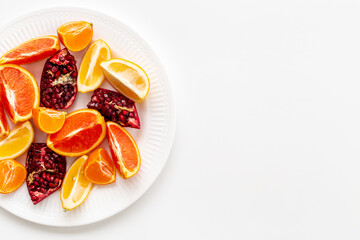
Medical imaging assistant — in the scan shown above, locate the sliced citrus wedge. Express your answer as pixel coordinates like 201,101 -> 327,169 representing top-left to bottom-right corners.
0,104 -> 9,138
0,35 -> 60,65
47,109 -> 106,157
61,155 -> 92,211
57,21 -> 93,52
0,64 -> 40,123
78,39 -> 111,93
100,58 -> 150,103
84,148 -> 116,184
32,107 -> 66,134
106,121 -> 141,179
0,121 -> 34,160
0,159 -> 26,194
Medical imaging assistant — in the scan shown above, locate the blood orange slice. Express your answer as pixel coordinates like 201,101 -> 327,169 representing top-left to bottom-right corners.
0,36 -> 60,65
107,121 -> 140,179
0,64 -> 40,123
47,109 -> 106,157
0,104 -> 9,138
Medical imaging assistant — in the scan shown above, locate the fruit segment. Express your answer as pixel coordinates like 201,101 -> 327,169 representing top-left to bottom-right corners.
0,121 -> 34,160
84,148 -> 115,184
0,159 -> 26,194
47,109 -> 106,157
78,39 -> 111,93
61,155 -> 92,211
107,121 -> 141,179
57,21 -> 93,52
32,107 -> 66,134
0,35 -> 60,65
0,104 -> 9,138
0,64 -> 40,123
100,58 -> 150,103
40,48 -> 78,110
87,88 -> 140,129
26,143 -> 66,204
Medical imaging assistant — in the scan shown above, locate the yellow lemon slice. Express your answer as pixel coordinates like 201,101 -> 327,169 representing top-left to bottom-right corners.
60,155 -> 92,211
100,58 -> 150,103
0,121 -> 34,160
78,39 -> 111,93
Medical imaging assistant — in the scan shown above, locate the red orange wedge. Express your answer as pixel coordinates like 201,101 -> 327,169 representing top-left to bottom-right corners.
84,148 -> 116,184
57,21 -> 93,52
0,36 -> 60,65
47,109 -> 106,157
0,159 -> 26,194
107,121 -> 140,179
32,107 -> 66,134
0,64 -> 39,123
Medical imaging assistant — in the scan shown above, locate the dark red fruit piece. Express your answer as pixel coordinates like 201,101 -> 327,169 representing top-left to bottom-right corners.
26,143 -> 66,205
87,88 -> 140,129
40,48 -> 78,109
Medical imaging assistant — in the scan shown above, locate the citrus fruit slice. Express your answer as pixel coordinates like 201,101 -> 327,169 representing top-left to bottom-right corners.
0,64 -> 40,123
84,148 -> 116,184
0,121 -> 34,160
0,159 -> 26,194
78,39 -> 111,93
100,58 -> 150,103
0,104 -> 9,138
0,35 -> 60,65
32,107 -> 66,134
47,109 -> 106,157
57,21 -> 93,52
61,155 -> 92,211
106,121 -> 141,179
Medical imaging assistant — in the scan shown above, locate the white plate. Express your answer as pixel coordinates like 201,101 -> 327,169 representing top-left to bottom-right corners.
0,7 -> 176,227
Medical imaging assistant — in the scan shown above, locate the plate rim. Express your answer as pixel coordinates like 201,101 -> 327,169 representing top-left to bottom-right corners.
0,6 -> 176,227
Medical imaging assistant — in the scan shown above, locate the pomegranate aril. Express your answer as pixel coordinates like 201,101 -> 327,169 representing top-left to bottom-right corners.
87,88 -> 141,129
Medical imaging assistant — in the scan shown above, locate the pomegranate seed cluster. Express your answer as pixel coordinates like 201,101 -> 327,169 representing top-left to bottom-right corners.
40,49 -> 77,110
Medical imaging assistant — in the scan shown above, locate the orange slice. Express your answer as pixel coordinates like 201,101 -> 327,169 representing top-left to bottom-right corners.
0,159 -> 26,194
47,109 -> 106,157
0,104 -> 9,138
0,121 -> 34,160
78,39 -> 111,93
0,35 -> 60,65
84,148 -> 115,184
100,58 -> 150,103
57,21 -> 93,52
0,64 -> 40,123
32,107 -> 66,134
106,121 -> 140,179
61,155 -> 92,211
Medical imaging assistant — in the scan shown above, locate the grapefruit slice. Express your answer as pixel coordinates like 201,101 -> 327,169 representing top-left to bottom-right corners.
106,121 -> 140,179
0,64 -> 40,123
47,109 -> 106,157
0,35 -> 60,65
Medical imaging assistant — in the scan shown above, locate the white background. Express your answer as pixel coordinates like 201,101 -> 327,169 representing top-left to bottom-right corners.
1,0 -> 360,239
